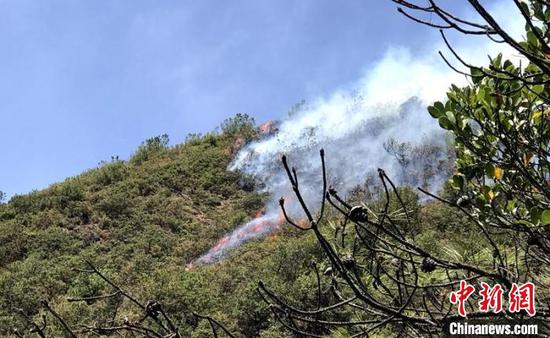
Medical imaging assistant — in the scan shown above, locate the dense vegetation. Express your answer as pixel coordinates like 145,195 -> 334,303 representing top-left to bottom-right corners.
0,116 -> 319,336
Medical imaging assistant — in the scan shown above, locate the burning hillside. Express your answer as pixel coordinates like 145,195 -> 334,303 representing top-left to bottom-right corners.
191,96 -> 453,266
188,211 -> 284,268
192,45 -> 480,266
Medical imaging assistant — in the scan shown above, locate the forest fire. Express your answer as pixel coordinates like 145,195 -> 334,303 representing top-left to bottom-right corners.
187,207 -> 286,269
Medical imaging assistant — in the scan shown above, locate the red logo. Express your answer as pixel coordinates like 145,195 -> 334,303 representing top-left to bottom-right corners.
450,280 -> 476,317
450,281 -> 536,317
479,282 -> 503,313
509,282 -> 536,316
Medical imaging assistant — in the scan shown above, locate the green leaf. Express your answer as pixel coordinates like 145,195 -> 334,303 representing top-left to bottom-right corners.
533,84 -> 544,94
530,207 -> 542,224
503,60 -> 514,70
532,111 -> 543,125
527,31 -> 539,47
438,116 -> 453,130
485,164 -> 495,178
491,53 -> 503,68
452,174 -> 465,189
542,210 -> 550,225
434,101 -> 445,112
519,41 -> 529,50
515,220 -> 533,227
518,1 -> 530,17
471,68 -> 483,84
428,105 -> 442,118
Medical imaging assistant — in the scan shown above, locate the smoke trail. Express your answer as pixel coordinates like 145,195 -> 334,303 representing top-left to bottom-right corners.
193,1 -> 523,264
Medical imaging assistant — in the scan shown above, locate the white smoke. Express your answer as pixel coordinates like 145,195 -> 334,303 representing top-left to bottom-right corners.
196,1 -> 524,264
229,64 -> 449,217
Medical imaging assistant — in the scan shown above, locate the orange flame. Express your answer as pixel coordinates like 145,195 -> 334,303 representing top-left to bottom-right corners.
187,193 -> 298,267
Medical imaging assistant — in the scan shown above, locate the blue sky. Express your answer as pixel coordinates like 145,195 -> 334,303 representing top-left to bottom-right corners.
0,1 -> 491,198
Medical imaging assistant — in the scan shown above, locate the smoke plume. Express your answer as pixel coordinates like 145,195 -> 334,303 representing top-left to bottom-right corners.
229,49 -> 453,217
193,1 -> 523,265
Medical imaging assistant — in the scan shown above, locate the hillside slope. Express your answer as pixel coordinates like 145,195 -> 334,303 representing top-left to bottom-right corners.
0,118 -> 325,337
